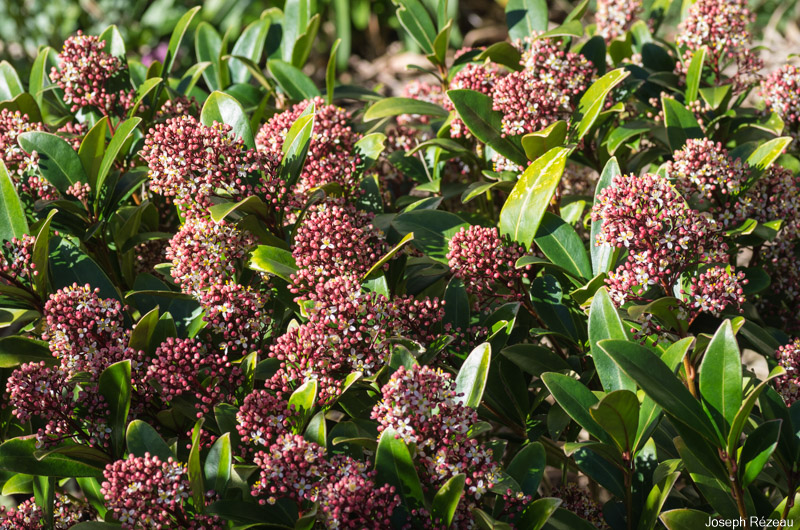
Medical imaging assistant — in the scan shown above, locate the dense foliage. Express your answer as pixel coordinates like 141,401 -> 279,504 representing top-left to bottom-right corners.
0,0 -> 798,528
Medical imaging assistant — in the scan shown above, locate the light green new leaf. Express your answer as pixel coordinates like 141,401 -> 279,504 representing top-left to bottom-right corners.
0,160 -> 28,242
698,319 -> 742,428
200,92 -> 254,148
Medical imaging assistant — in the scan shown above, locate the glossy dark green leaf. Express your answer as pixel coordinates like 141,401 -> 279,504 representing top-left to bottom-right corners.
200,91 -> 254,148
0,61 -> 23,101
195,22 -> 225,91
98,25 -> 126,57
78,117 -> 108,189
0,336 -> 52,368
205,433 -> 232,495
534,212 -> 592,280
18,131 -> 88,193
391,209 -> 468,263
698,320 -> 742,429
364,97 -> 448,121
126,420 -> 173,461
188,420 -> 204,511
505,0 -> 548,41
518,497 -> 562,530
662,96 -> 703,150
660,509 -> 715,530
325,39 -> 341,105
521,121 -> 567,161
249,245 -> 298,282
599,339 -> 721,444
98,360 -> 131,457
499,147 -> 569,249
268,59 -> 321,100
739,419 -> 780,487
0,160 -> 28,242
431,473 -> 465,527
393,0 -> 437,54
375,427 -> 425,508
96,117 -> 140,206
506,442 -> 545,495
447,89 -> 527,166
0,437 -> 104,477
455,343 -> 491,408
573,69 -> 629,140
541,372 -> 613,445
638,471 -> 680,530
589,390 -> 639,453
590,157 -> 620,274
230,17 -> 271,83
589,287 -> 635,392
685,47 -> 706,103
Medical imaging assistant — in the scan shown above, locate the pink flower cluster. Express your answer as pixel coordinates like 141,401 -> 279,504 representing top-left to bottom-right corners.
101,453 -> 223,529
0,109 -> 59,201
682,266 -> 746,318
761,64 -> 800,134
492,37 -> 595,135
550,482 -> 606,528
256,97 -> 362,195
774,339 -> 800,405
592,173 -> 743,313
398,81 -> 445,126
0,234 -> 36,287
291,201 -> 389,291
141,115 -> 281,211
371,365 -> 501,524
447,225 -> 530,309
676,0 -> 762,88
236,389 -> 298,448
596,0 -> 642,42
665,138 -> 749,227
269,274 -> 445,405
147,337 -> 243,417
252,433 -> 328,506
0,493 -> 95,529
50,32 -> 134,115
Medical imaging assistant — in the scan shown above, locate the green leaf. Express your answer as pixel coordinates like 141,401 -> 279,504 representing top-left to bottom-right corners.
521,121 -> 568,161
431,19 -> 453,66
739,419 -> 780,487
363,232 -> 413,280
354,132 -> 386,170
659,509 -> 713,530
0,437 -> 104,477
506,442 -> 545,495
518,498 -> 562,530
589,287 -> 635,392
1,473 -> 32,495
98,25 -> 126,57
208,195 -> 269,223
304,410 -> 327,446
538,20 -> 584,39
129,77 -> 161,116
29,47 -> 56,107
541,372 -> 613,445
728,367 -> 785,456
326,39 -> 341,105
475,42 -> 523,71
534,212 -> 592,280
230,18 -> 271,83
78,117 -> 108,189
698,320 -> 742,429
685,47 -> 706,103
501,344 -> 571,376
455,342 -> 491,408
364,96 -> 448,121
662,96 -> 703,150
505,0 -> 548,41
604,121 -> 650,155
589,390 -> 639,454
431,473 -> 465,527
391,209 -> 468,263
249,245 -> 298,282
447,89 -> 527,166
0,61 -> 23,101
393,0 -> 437,54
195,22 -> 225,91
126,420 -> 173,461
49,237 -> 120,302
0,339 -> 52,369
638,471 -> 680,530
499,146 -> 570,249
200,91 -> 254,149
289,379 -> 318,423
98,360 -> 131,457
745,136 -> 792,173
280,106 -> 315,185
590,157 -> 620,275
18,131 -> 88,194
163,7 -> 201,76
188,420 -> 205,512
598,339 -> 721,444
0,160 -> 28,242
96,117 -> 141,206
292,14 -> 321,69
268,59 -> 321,100
573,69 -> 629,140
205,433 -> 232,495
375,427 -> 425,508
543,508 -> 604,530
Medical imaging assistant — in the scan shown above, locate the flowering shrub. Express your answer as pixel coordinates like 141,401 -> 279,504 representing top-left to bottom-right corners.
0,1 -> 798,529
